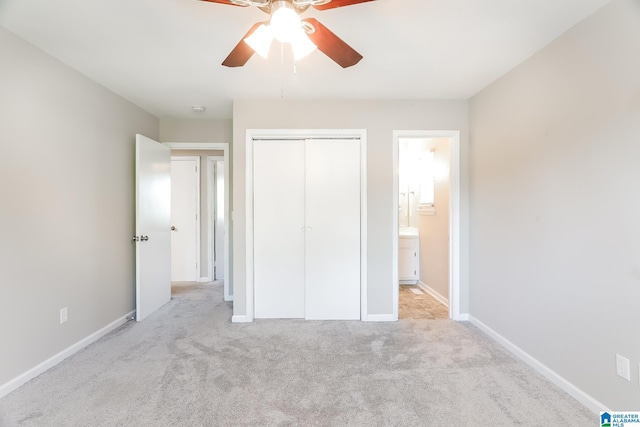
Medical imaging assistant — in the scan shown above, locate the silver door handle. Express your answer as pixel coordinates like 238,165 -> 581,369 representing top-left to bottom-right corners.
171,226 -> 177,231
141,235 -> 149,241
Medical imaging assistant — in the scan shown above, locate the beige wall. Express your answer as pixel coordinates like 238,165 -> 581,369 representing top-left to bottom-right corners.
160,118 -> 232,143
233,99 -> 469,317
0,27 -> 158,386
419,138 -> 450,300
469,0 -> 640,409
171,150 -> 224,277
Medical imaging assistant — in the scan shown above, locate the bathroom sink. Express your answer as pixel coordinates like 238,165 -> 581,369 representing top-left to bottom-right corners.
399,226 -> 419,237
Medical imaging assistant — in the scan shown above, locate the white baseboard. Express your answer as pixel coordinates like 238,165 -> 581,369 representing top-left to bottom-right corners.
365,314 -> 396,322
417,281 -> 449,307
457,313 -> 470,321
224,294 -> 234,302
468,315 -> 609,414
231,315 -> 251,323
198,277 -> 210,283
0,310 -> 134,399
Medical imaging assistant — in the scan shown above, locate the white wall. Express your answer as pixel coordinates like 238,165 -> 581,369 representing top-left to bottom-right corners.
232,99 -> 469,318
0,27 -> 158,387
469,0 -> 640,410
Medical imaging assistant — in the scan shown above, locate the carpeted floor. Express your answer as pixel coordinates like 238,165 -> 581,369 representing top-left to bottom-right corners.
0,281 -> 594,426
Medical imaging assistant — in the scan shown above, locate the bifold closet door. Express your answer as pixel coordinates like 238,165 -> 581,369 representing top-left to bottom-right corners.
305,139 -> 361,320
253,140 -> 306,318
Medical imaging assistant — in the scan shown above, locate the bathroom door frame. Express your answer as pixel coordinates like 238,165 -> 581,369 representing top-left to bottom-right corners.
392,130 -> 461,321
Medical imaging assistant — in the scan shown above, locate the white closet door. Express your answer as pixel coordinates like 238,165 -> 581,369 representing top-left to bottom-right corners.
305,139 -> 361,320
253,140 -> 306,318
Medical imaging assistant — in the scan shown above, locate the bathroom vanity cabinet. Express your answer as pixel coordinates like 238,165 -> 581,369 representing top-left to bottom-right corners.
399,229 -> 419,284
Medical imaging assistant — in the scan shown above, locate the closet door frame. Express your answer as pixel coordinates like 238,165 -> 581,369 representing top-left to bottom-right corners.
245,129 -> 368,322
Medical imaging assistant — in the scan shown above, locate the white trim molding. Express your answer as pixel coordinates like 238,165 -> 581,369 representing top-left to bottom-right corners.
244,129 -> 368,322
365,314 -> 396,322
0,310 -> 135,399
417,281 -> 449,307
468,315 -> 610,414
392,130 -> 462,321
231,315 -> 251,323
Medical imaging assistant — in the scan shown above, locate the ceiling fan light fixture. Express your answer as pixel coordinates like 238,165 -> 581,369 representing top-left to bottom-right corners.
290,27 -> 317,61
244,24 -> 273,58
270,1 -> 302,43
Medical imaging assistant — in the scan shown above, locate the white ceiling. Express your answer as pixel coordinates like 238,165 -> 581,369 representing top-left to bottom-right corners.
0,0 -> 612,118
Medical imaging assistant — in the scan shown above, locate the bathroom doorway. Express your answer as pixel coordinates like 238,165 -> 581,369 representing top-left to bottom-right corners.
392,131 -> 461,321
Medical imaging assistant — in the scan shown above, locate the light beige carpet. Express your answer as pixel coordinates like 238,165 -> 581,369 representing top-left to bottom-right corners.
0,282 -> 594,426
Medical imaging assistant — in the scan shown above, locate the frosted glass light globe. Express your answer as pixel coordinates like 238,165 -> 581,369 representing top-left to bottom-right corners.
270,7 -> 301,43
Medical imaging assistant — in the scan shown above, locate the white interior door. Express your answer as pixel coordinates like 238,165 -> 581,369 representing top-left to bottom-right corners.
135,134 -> 171,321
170,157 -> 199,282
305,139 -> 361,320
214,160 -> 225,280
253,140 -> 305,318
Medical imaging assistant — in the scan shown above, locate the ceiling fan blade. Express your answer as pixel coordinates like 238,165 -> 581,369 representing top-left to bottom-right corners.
222,22 -> 263,67
313,0 -> 375,11
200,0 -> 246,6
303,18 -> 363,68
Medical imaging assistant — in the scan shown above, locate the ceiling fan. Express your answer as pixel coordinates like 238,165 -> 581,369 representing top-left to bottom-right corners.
201,0 -> 376,68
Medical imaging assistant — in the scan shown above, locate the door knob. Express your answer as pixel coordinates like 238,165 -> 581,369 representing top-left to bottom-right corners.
171,226 -> 177,231
132,236 -> 139,242
141,235 -> 149,241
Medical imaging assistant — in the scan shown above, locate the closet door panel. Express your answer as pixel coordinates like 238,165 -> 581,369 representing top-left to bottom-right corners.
253,141 -> 306,318
305,139 -> 361,320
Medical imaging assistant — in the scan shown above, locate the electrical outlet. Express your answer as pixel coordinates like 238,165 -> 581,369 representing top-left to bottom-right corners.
616,354 -> 630,381
60,307 -> 68,324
